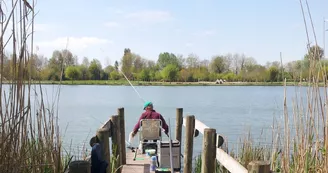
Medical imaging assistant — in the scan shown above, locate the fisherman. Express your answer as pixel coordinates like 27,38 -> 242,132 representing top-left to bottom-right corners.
89,136 -> 108,173
131,101 -> 169,139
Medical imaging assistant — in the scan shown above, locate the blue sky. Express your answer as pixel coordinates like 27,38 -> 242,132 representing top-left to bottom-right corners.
27,0 -> 328,66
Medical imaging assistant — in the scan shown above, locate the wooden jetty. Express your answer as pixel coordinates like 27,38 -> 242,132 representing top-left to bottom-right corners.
68,107 -> 271,173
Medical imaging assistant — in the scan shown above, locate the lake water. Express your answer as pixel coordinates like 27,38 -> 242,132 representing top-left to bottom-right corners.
2,84 -> 320,158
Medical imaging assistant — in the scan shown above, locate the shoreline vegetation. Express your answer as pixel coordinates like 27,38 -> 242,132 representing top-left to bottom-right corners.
2,0 -> 328,172
1,80 -> 323,86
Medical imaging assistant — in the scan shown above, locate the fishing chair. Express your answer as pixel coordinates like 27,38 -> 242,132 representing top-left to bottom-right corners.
138,119 -> 162,154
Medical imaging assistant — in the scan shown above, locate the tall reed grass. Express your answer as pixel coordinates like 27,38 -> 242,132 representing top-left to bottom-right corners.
0,0 -> 67,172
192,1 -> 328,172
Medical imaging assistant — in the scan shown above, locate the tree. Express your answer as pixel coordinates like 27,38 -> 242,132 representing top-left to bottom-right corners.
78,65 -> 89,80
110,71 -> 120,80
185,54 -> 199,69
161,64 -> 179,82
121,48 -> 133,79
179,69 -> 191,82
209,56 -> 227,73
82,57 -> 90,67
88,59 -> 102,80
65,66 -> 81,82
114,60 -> 119,70
157,52 -> 180,69
304,45 -> 324,61
138,69 -> 150,81
132,54 -> 145,73
268,66 -> 279,82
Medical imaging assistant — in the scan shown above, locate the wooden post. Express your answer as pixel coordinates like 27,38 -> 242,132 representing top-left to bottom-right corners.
69,160 -> 91,173
247,161 -> 271,173
183,115 -> 195,173
201,128 -> 217,173
111,115 -> 122,173
175,108 -> 183,142
96,127 -> 111,173
118,107 -> 126,165
175,108 -> 183,170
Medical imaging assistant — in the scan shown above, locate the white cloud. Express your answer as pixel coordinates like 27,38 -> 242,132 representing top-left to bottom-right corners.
36,37 -> 113,51
125,10 -> 172,23
104,22 -> 120,28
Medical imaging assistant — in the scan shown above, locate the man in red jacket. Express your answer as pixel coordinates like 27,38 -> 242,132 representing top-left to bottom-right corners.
131,101 -> 169,138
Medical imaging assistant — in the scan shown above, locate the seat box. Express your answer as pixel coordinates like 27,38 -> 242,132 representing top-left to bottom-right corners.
157,140 -> 181,171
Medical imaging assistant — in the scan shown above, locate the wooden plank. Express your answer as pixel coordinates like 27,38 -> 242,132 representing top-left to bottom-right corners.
123,151 -> 180,173
183,118 -> 247,173
216,148 -> 248,173
183,117 -> 208,135
100,118 -> 111,131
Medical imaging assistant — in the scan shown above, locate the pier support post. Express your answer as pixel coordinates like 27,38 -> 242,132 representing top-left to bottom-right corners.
118,107 -> 126,165
183,115 -> 195,173
111,115 -> 122,173
96,126 -> 110,173
247,161 -> 271,173
201,128 -> 217,173
175,108 -> 183,142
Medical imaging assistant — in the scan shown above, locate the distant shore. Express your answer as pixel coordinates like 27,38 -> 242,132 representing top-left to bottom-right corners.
1,80 -> 321,86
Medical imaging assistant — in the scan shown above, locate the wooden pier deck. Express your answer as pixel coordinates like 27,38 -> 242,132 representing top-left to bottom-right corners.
121,151 -> 180,173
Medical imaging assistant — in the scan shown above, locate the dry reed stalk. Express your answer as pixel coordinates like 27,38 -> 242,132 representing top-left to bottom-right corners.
0,0 -> 66,172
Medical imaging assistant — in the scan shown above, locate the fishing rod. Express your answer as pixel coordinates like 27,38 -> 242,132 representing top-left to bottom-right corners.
117,68 -> 174,173
118,68 -> 145,103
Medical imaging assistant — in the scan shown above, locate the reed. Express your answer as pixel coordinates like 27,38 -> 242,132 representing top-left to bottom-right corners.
194,2 -> 328,172
0,0 -> 67,172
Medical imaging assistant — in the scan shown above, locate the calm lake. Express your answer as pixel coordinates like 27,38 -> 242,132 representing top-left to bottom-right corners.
3,84 -> 317,158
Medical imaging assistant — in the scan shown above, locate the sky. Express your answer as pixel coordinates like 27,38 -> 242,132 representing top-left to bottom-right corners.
4,0 -> 328,66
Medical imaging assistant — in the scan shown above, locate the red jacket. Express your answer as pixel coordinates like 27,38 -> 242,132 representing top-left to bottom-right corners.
133,110 -> 169,135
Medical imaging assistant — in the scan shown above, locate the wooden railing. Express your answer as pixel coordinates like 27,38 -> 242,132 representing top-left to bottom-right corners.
68,107 -> 126,173
176,108 -> 271,173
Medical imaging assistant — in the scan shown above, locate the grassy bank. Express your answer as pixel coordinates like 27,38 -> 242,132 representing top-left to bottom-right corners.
2,79 -> 321,86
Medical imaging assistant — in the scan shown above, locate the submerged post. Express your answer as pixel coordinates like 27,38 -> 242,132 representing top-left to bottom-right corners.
118,107 -> 126,165
183,115 -> 195,173
111,115 -> 122,173
201,128 -> 217,173
247,161 -> 271,173
96,127 -> 110,173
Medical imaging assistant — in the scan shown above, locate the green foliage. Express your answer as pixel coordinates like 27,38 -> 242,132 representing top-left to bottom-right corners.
161,64 -> 179,82
268,66 -> 279,82
157,52 -> 180,69
138,69 -> 150,81
5,45 -> 327,83
88,59 -> 102,80
110,71 -> 121,80
65,66 -> 81,81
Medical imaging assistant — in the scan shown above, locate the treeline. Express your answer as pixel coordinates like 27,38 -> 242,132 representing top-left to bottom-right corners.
1,45 -> 327,82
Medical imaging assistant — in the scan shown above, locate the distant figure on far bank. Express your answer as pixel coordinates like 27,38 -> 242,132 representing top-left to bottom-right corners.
130,101 -> 169,140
